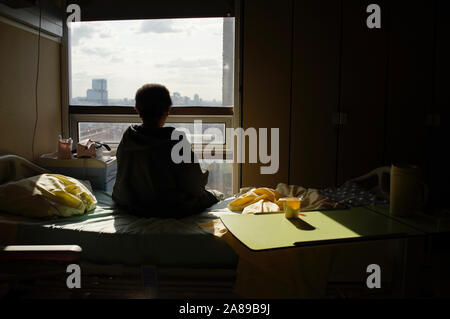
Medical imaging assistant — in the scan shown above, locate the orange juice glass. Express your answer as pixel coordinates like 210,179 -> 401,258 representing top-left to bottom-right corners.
281,197 -> 301,218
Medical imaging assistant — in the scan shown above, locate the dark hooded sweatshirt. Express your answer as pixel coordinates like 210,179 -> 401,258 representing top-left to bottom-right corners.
112,124 -> 218,218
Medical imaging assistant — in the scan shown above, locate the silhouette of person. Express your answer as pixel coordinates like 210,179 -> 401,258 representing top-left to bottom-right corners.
112,84 -> 219,218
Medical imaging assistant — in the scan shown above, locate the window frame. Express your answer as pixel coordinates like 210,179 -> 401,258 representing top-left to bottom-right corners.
62,6 -> 242,195
70,113 -> 233,151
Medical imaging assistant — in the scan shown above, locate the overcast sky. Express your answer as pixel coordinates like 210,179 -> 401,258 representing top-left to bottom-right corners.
69,18 -> 226,101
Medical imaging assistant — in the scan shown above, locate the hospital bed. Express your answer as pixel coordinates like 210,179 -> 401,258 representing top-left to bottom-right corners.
0,190 -> 240,298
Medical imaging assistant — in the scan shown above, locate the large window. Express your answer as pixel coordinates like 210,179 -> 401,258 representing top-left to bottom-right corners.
68,17 -> 237,197
69,18 -> 235,107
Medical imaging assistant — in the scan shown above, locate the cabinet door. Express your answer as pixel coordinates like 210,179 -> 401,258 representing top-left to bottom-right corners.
384,0 -> 434,169
337,0 -> 388,185
428,0 -> 450,210
289,0 -> 341,188
241,0 -> 293,188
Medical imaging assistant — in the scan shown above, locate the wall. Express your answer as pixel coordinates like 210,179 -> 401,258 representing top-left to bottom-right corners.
0,19 -> 61,161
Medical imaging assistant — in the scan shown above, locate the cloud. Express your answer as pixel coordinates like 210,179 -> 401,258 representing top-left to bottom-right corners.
110,56 -> 124,63
138,20 -> 181,34
81,47 -> 113,57
99,31 -> 112,38
71,71 -> 89,79
155,58 -> 219,69
70,24 -> 97,46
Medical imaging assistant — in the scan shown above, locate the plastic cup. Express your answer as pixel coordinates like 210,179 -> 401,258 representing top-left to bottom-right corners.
58,139 -> 73,160
280,197 -> 301,219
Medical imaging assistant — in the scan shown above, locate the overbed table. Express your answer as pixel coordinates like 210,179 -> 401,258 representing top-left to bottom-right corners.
220,207 -> 422,250
220,207 -> 425,297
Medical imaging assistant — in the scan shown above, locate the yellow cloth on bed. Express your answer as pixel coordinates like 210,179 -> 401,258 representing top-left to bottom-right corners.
228,187 -> 283,214
0,173 -> 97,219
228,184 -> 343,215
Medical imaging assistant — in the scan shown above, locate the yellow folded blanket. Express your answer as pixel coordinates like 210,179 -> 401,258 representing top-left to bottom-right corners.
228,183 -> 342,215
228,187 -> 283,213
0,173 -> 97,219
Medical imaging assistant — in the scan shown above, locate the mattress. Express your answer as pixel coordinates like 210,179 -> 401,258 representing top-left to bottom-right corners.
0,191 -> 239,268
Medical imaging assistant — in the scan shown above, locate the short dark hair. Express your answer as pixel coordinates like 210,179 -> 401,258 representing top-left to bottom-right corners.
135,84 -> 172,124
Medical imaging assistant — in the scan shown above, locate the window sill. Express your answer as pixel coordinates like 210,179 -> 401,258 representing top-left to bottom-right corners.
69,106 -> 234,116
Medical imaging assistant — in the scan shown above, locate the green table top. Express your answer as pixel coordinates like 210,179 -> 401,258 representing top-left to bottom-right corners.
220,207 -> 422,251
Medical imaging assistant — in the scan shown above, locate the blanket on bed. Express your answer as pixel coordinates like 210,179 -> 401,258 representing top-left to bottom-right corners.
0,155 -> 97,218
0,173 -> 97,219
0,154 -> 49,185
228,183 -> 343,214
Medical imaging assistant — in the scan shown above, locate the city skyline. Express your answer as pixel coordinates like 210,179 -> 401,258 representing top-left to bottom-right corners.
72,78 -> 222,106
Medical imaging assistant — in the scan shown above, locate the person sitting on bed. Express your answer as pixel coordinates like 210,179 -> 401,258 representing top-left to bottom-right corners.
112,84 -> 219,218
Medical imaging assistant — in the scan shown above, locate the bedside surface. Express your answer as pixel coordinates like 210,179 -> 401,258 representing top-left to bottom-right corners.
220,207 -> 422,251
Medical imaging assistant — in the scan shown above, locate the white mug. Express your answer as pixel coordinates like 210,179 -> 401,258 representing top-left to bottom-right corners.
390,164 -> 428,217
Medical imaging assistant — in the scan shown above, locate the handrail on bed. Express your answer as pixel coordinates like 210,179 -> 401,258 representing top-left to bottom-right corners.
0,245 -> 82,262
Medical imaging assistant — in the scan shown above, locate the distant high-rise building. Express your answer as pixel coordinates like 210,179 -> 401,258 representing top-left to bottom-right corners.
87,79 -> 108,105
